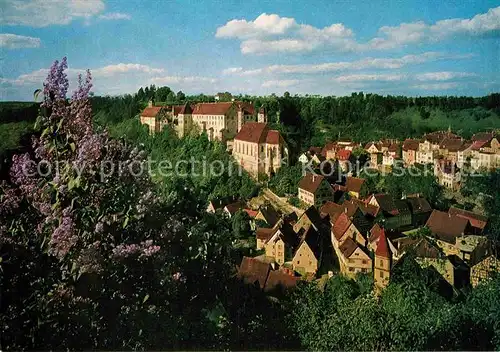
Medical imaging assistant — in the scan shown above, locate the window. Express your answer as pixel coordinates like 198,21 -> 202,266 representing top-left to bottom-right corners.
362,260 -> 367,264
349,267 -> 354,272
297,260 -> 300,265
261,146 -> 264,152
379,271 -> 384,278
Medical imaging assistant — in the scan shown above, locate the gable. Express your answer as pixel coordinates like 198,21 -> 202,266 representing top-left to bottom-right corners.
350,247 -> 371,260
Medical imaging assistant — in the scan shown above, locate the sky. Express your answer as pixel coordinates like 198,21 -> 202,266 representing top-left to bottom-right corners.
1,0 -> 499,100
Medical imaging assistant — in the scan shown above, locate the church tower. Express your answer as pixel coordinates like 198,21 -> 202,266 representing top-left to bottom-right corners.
258,106 -> 267,123
374,229 -> 391,293
237,105 -> 244,132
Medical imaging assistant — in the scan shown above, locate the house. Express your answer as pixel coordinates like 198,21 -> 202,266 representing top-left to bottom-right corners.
263,222 -> 299,265
337,149 -> 352,172
382,143 -> 400,167
256,227 -> 275,250
405,196 -> 432,227
254,205 -> 281,227
238,256 -> 299,291
233,122 -> 289,178
364,142 -> 383,168
373,229 -> 392,291
298,173 -> 335,207
457,141 -> 473,168
223,201 -> 246,218
425,210 -> 471,255
448,207 -> 488,234
470,253 -> 500,287
338,237 -> 372,278
469,135 -> 500,170
367,223 -> 397,255
367,194 -> 411,230
206,196 -> 238,213
298,147 -> 324,165
345,176 -> 366,199
293,206 -> 325,234
238,256 -> 272,289
140,101 -> 170,134
454,235 -> 490,263
434,158 -> 461,190
402,139 -> 420,166
439,138 -> 464,164
292,226 -> 323,275
319,201 -> 343,222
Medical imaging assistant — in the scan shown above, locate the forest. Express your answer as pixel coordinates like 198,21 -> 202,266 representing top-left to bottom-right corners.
1,60 -> 500,350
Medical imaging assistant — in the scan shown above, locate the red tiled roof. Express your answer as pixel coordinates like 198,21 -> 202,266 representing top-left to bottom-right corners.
472,132 -> 494,142
235,122 -> 268,143
369,223 -> 384,243
345,177 -> 365,193
349,198 -> 380,217
364,141 -> 379,150
192,102 -> 233,115
244,209 -> 258,218
332,212 -> 351,240
266,130 -> 280,144
179,103 -> 193,114
388,143 -> 399,153
471,140 -> 488,151
256,227 -> 276,241
321,142 -> 338,156
426,210 -> 469,244
375,229 -> 390,258
337,149 -> 352,161
173,105 -> 184,115
237,101 -> 255,115
448,207 -> 488,230
238,257 -> 271,289
264,270 -> 298,292
402,139 -> 420,151
141,106 -> 162,117
320,201 -> 342,220
440,138 -> 464,152
339,237 -> 359,258
224,201 -> 244,215
298,173 -> 326,194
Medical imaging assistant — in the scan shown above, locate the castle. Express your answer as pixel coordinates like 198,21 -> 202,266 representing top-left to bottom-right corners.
140,100 -> 288,177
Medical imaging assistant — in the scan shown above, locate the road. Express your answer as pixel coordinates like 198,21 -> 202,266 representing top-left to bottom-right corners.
261,188 -> 304,217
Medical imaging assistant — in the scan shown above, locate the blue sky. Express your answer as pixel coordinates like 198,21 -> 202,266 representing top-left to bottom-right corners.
1,0 -> 499,100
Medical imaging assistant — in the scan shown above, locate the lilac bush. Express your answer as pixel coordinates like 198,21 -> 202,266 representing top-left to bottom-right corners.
0,58 -> 235,350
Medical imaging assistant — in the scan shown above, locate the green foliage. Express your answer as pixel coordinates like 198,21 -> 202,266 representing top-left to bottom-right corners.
461,170 -> 500,241
231,210 -> 251,239
268,164 -> 304,196
0,120 -> 33,156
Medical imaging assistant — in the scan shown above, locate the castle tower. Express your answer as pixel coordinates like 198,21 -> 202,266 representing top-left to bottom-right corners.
258,106 -> 267,123
374,229 -> 391,293
177,103 -> 192,137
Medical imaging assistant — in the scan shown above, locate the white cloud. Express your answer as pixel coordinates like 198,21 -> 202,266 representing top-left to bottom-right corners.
215,13 -> 297,39
414,71 -> 477,81
369,6 -> 500,49
0,33 -> 41,49
216,13 -> 358,54
222,52 -> 470,76
216,7 -> 500,54
92,63 -> 164,77
411,83 -> 460,90
332,74 -> 405,83
0,63 -> 219,99
1,0 -> 105,27
147,76 -> 217,85
99,12 -> 131,21
261,79 -> 300,88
